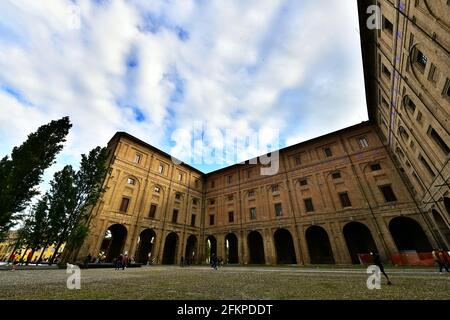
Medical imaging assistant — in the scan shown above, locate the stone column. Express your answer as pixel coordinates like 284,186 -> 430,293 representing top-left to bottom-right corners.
217,234 -> 225,260
330,222 -> 351,264
241,230 -> 249,264
263,229 -> 276,265
297,225 -> 310,265
290,226 -> 303,265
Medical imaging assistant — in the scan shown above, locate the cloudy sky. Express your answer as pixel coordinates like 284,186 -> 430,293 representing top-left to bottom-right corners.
0,0 -> 367,184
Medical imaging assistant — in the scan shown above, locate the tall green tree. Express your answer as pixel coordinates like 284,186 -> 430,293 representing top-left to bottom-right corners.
20,195 -> 51,262
48,146 -> 108,264
0,117 -> 72,240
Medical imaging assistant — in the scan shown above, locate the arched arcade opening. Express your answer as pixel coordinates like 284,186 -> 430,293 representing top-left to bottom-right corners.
305,226 -> 335,264
225,233 -> 239,264
389,217 -> 432,252
274,229 -> 297,264
136,229 -> 156,264
205,236 -> 217,263
185,235 -> 198,264
343,222 -> 378,264
162,232 -> 179,264
248,231 -> 265,264
100,224 -> 127,262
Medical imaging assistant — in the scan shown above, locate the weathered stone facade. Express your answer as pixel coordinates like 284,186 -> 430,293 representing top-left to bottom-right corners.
76,0 -> 449,265
358,0 -> 450,253
77,123 -> 443,265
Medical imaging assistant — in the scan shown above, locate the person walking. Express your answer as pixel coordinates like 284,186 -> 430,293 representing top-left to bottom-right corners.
211,253 -> 218,270
115,254 -> 123,270
122,253 -> 129,270
435,250 -> 450,273
442,250 -> 450,270
180,256 -> 185,267
370,252 -> 392,285
432,250 -> 446,273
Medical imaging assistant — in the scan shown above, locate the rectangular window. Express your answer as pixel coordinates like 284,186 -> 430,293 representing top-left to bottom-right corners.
172,209 -> 178,223
358,137 -> 369,149
416,111 -> 423,124
274,203 -> 283,217
228,211 -> 234,223
175,193 -> 181,200
193,198 -> 198,206
211,180 -> 215,188
332,172 -> 341,180
178,173 -> 183,181
406,97 -> 416,114
371,164 -> 382,171
446,80 -> 450,98
246,169 -> 252,179
119,197 -> 130,213
134,153 -> 142,164
248,190 -> 255,198
272,185 -> 279,193
227,195 -> 233,201
416,50 -> 428,70
299,179 -> 308,186
428,126 -> 450,155
250,207 -> 257,220
127,177 -> 136,185
428,64 -> 440,84
209,215 -> 215,226
227,175 -> 232,184
209,199 -> 215,205
194,179 -> 199,189
149,204 -> 157,218
419,155 -> 436,178
158,164 -> 164,174
294,155 -> 301,166
381,96 -> 389,108
379,185 -> 397,202
339,192 -> 352,208
382,64 -> 391,79
154,186 -> 161,193
304,198 -> 314,213
191,214 -> 196,227
382,16 -> 394,35
324,147 -> 333,157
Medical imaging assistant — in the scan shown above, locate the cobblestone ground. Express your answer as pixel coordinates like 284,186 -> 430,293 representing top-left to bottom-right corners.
0,266 -> 449,300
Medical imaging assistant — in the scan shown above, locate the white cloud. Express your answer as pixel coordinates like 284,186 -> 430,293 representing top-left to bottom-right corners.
0,0 -> 367,189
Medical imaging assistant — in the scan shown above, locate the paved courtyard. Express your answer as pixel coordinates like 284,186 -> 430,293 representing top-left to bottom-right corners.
0,265 -> 449,300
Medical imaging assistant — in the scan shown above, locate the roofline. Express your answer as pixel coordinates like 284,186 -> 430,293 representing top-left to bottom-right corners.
109,132 -> 204,175
204,121 -> 373,176
110,121 -> 373,177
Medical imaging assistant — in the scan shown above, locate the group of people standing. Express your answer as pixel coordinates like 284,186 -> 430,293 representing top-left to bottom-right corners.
209,253 -> 223,270
114,252 -> 131,270
432,249 -> 450,273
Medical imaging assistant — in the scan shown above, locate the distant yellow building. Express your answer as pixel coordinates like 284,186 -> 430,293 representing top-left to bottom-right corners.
0,232 -> 65,263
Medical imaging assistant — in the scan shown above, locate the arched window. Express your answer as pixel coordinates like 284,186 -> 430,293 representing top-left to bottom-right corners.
398,126 -> 409,142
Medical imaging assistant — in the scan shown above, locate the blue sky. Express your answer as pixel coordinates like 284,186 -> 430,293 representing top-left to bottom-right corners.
0,0 -> 367,189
